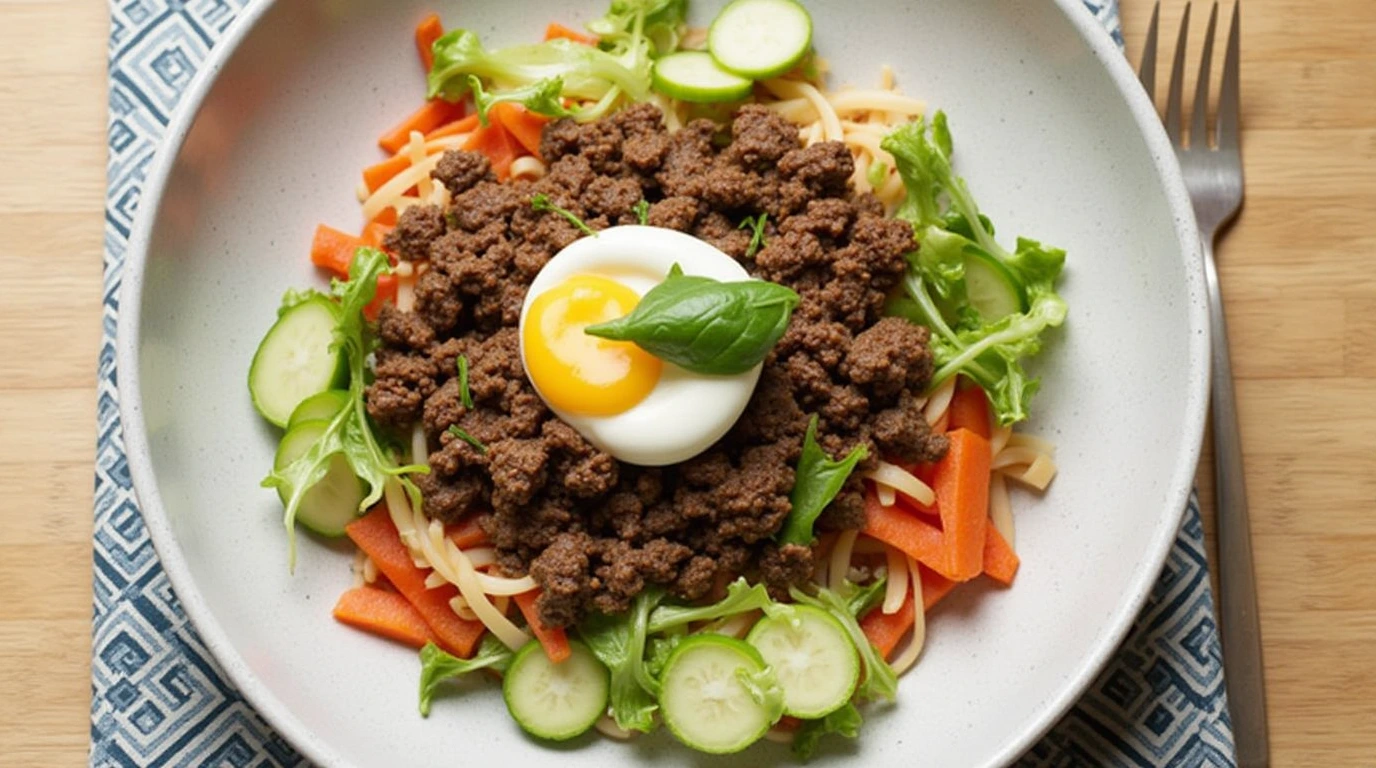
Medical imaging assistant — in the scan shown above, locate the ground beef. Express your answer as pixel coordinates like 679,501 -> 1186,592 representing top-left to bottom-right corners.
366,104 -> 947,627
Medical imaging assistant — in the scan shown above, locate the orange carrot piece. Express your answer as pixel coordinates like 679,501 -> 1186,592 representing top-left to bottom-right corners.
862,489 -> 952,577
932,428 -> 992,581
512,590 -> 572,664
491,103 -> 551,157
360,221 -> 393,249
346,507 -> 487,658
310,224 -> 363,278
447,517 -> 491,550
425,113 -> 481,141
462,120 -> 522,179
415,14 -> 444,71
544,21 -> 598,45
379,100 -> 467,154
918,565 -> 957,610
362,154 -> 415,195
948,382 -> 992,439
982,524 -> 1020,586
369,206 -> 398,227
859,591 -> 916,660
333,586 -> 438,649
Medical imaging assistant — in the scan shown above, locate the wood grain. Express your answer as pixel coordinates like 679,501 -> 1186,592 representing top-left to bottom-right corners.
1,0 -> 1373,765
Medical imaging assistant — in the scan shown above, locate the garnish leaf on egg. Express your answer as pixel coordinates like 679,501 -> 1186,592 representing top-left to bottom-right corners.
583,263 -> 798,376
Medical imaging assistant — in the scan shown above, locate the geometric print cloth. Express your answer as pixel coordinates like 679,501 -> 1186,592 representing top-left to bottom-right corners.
91,0 -> 1236,765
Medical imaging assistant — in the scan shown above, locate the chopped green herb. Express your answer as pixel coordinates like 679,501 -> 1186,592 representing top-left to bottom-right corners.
447,425 -> 487,454
456,355 -> 473,409
531,193 -> 598,237
444,211 -> 459,230
634,198 -> 650,225
778,415 -> 869,546
738,213 -> 768,258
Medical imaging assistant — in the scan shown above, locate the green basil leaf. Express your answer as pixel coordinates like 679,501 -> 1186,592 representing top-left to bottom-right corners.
583,265 -> 798,375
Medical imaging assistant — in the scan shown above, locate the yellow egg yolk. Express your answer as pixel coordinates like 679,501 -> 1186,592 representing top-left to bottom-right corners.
523,274 -> 662,416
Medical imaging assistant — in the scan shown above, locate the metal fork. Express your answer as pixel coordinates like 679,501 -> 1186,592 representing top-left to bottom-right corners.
1140,4 -> 1268,766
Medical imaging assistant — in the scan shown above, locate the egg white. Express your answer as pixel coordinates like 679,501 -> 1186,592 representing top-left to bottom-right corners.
518,226 -> 762,466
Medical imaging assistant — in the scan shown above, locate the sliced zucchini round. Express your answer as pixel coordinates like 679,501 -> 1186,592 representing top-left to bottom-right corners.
503,640 -> 609,741
273,419 -> 365,537
708,0 -> 813,80
746,605 -> 859,718
652,51 -> 755,103
248,295 -> 345,427
659,634 -> 780,754
287,388 -> 350,428
964,248 -> 1028,321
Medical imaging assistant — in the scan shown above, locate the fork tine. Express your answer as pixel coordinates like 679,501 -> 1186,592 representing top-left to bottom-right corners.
1190,3 -> 1220,149
1216,2 -> 1242,151
1139,2 -> 1160,98
1165,3 -> 1192,143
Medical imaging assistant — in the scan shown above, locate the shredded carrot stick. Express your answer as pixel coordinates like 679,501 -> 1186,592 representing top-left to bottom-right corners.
860,591 -> 915,660
425,113 -> 481,141
491,103 -> 551,157
362,154 -> 415,195
415,14 -> 444,72
310,224 -> 363,278
346,507 -> 486,658
369,207 -> 398,227
948,382 -> 992,439
544,21 -> 598,45
512,590 -> 572,663
333,586 -> 438,648
462,120 -> 523,179
862,489 -> 951,577
380,100 -> 467,154
982,523 -> 1020,585
932,428 -> 992,581
918,564 -> 958,610
360,221 -> 393,249
447,517 -> 491,550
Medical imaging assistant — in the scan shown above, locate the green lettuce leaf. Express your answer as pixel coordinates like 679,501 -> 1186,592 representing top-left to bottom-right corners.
778,415 -> 868,546
881,112 -> 1068,426
792,702 -> 864,761
646,577 -> 772,634
578,588 -> 665,731
468,75 -> 572,125
417,636 -> 513,716
259,247 -> 427,568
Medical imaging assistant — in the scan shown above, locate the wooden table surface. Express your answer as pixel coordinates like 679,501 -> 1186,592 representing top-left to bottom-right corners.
1,0 -> 1372,765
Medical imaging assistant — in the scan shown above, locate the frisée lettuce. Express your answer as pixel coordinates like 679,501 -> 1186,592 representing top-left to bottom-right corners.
881,112 -> 1068,426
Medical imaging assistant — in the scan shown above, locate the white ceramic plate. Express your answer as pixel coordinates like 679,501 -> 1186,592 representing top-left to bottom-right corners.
117,1 -> 1208,765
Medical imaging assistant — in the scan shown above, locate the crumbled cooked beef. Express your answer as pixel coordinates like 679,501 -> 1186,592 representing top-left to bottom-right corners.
366,104 -> 947,627
385,204 -> 447,262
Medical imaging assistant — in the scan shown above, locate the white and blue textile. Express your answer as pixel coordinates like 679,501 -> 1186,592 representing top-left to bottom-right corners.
91,1 -> 1234,764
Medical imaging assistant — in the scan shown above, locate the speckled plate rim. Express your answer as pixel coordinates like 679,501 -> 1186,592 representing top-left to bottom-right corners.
114,2 -> 1210,766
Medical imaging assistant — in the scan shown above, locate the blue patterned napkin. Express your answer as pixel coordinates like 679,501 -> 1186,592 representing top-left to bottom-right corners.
91,1 -> 1234,765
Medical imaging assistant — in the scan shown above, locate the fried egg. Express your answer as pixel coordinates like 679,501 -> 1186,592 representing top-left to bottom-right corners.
518,226 -> 762,466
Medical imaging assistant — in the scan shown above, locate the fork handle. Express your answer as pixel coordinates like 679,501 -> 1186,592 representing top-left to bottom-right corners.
1203,237 -> 1271,768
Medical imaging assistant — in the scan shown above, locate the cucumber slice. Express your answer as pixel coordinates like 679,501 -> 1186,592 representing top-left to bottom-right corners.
249,295 -> 345,427
652,51 -> 754,103
746,605 -> 859,718
659,635 -> 781,754
964,249 -> 1027,321
273,419 -> 365,537
503,640 -> 608,741
288,389 -> 350,428
707,0 -> 813,80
